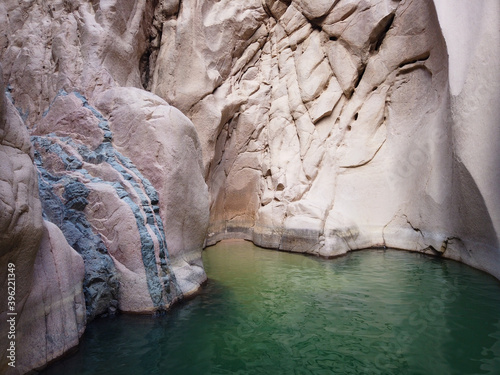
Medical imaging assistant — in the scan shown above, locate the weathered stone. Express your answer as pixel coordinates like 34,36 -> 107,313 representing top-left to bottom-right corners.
149,0 -> 499,281
15,221 -> 86,373
0,63 -> 85,374
63,181 -> 90,211
34,154 -> 119,320
0,0 -> 499,373
32,89 -> 205,313
1,0 -> 156,125
294,0 -> 337,21
94,87 -> 210,297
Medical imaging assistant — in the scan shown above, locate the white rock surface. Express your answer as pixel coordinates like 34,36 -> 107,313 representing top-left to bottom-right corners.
150,0 -> 500,279
434,0 -> 500,278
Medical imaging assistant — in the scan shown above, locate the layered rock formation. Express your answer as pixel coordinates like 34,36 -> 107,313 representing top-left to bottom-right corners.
30,88 -> 208,314
1,0 -> 209,373
0,0 -> 499,373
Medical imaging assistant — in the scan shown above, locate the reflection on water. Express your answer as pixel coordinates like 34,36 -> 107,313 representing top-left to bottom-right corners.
42,240 -> 500,375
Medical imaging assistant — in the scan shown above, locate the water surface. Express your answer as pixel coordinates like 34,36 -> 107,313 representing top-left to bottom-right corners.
43,241 -> 500,374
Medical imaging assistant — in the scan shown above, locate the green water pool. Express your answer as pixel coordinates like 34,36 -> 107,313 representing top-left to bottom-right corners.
42,240 -> 500,374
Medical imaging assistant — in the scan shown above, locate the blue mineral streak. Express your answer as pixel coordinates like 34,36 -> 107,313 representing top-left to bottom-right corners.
31,90 -> 181,313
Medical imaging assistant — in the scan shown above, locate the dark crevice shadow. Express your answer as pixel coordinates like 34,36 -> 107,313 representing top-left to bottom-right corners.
452,159 -> 499,248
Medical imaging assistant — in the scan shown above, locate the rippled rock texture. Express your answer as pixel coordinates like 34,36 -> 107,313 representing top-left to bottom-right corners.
150,0 -> 499,279
0,0 -> 499,373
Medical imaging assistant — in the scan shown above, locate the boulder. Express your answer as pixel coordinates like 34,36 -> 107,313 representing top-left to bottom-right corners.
0,64 -> 85,374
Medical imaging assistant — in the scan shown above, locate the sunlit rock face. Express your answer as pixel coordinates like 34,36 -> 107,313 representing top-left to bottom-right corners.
151,0 -> 500,279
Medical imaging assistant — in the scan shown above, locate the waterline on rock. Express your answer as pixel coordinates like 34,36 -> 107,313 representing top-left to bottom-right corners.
42,240 -> 500,375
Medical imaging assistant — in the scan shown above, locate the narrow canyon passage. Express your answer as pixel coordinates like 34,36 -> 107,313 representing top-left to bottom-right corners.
1,0 -> 499,373
42,240 -> 500,375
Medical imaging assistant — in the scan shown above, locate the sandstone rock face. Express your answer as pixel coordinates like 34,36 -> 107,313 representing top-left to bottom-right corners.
0,65 -> 85,374
0,0 -> 499,372
1,63 -> 43,373
15,221 -> 86,374
0,0 -> 154,125
1,0 -> 210,372
151,0 -> 500,279
1,0 -> 209,314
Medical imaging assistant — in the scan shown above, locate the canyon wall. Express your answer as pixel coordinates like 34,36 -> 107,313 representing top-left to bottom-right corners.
150,0 -> 500,279
433,0 -> 500,277
0,64 -> 86,373
1,1 -> 209,373
0,0 -> 498,373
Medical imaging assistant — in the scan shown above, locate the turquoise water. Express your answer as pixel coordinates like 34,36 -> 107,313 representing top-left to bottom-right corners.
42,241 -> 500,375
